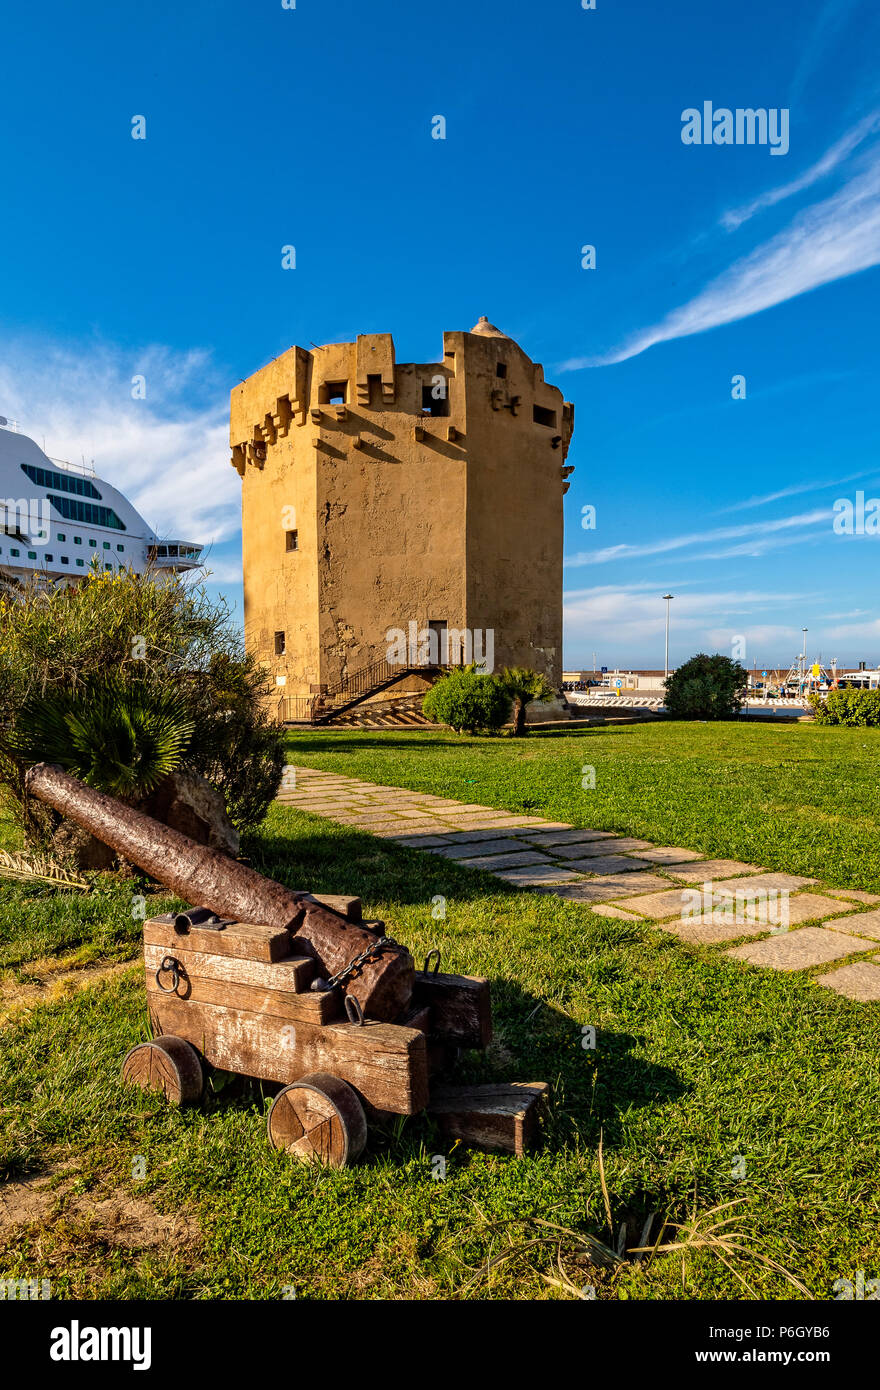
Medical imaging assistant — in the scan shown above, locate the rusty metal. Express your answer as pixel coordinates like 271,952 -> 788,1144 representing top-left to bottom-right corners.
155,955 -> 181,993
25,763 -> 414,1020
174,907 -> 229,933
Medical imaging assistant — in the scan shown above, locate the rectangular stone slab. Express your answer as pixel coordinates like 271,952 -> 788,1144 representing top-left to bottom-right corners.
539,873 -> 671,902
458,850 -> 553,870
519,828 -> 616,847
740,893 -> 862,928
815,961 -> 880,1001
562,854 -> 656,875
607,888 -> 708,919
710,873 -> 818,896
635,847 -> 705,865
494,865 -> 587,885
824,909 -> 880,941
726,927 -> 875,972
664,860 -> 764,883
658,916 -> 774,945
434,839 -> 532,860
551,838 -> 653,859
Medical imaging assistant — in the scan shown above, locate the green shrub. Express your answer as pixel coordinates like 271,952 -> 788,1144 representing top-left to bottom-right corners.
663,653 -> 748,720
0,570 -> 284,839
12,678 -> 195,799
809,688 -> 880,726
422,666 -> 510,734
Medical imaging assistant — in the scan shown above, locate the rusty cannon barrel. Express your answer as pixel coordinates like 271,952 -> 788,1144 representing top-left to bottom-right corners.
25,763 -> 414,1021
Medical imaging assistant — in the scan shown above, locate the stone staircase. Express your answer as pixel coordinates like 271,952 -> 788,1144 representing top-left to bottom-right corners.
327,692 -> 439,729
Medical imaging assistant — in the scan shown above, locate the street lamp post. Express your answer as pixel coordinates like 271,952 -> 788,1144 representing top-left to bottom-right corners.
802,627 -> 808,695
663,594 -> 674,681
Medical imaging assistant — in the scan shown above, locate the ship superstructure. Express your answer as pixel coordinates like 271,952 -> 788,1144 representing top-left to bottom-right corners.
0,418 -> 203,583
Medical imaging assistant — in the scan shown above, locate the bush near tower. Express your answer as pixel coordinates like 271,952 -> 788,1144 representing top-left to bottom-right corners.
663,653 -> 748,720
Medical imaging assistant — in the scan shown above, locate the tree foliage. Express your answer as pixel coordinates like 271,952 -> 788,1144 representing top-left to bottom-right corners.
663,653 -> 748,720
0,569 -> 285,840
12,679 -> 195,799
500,667 -> 555,736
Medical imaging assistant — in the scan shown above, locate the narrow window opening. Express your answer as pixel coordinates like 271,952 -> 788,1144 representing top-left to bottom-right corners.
533,404 -> 557,428
274,631 -> 286,656
319,380 -> 348,406
421,383 -> 450,417
285,530 -> 299,552
496,362 -> 507,379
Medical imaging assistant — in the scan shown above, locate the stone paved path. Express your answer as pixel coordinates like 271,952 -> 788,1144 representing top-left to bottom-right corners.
277,767 -> 880,1003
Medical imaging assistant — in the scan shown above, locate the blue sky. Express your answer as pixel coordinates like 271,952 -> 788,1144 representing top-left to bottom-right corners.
1,0 -> 878,671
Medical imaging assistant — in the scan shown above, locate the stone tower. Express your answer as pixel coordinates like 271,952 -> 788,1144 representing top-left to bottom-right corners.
230,318 -> 575,702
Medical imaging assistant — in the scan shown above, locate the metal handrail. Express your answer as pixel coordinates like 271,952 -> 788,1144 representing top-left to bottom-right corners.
277,656 -> 438,725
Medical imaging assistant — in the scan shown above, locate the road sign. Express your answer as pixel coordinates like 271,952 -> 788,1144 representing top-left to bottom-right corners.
601,666 -> 607,674
761,670 -> 768,678
614,679 -> 623,689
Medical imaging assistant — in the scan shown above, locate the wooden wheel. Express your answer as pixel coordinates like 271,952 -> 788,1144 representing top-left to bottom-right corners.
267,1072 -> 367,1168
121,1036 -> 204,1106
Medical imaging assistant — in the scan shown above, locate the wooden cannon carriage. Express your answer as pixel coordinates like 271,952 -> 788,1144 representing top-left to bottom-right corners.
122,898 -> 547,1166
27,763 -> 549,1167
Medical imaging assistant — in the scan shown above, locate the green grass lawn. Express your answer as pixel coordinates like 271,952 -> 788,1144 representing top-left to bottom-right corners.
1,722 -> 879,1300
283,720 -> 880,890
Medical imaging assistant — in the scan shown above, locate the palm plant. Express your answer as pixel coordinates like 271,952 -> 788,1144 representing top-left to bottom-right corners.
11,678 -> 195,800
500,667 -> 555,737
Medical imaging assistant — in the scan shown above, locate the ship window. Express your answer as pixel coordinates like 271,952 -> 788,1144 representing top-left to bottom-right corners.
496,362 -> 507,379
319,381 -> 347,405
28,551 -> 36,560
285,530 -> 298,552
47,495 -> 126,530
74,536 -> 82,544
89,539 -> 96,547
21,463 -> 101,500
76,558 -> 84,567
105,563 -> 112,571
274,631 -> 286,655
61,556 -> 69,564
57,533 -> 66,542
11,548 -> 19,557
102,541 -> 110,549
117,544 -> 124,552
45,554 -> 53,562
533,404 -> 557,428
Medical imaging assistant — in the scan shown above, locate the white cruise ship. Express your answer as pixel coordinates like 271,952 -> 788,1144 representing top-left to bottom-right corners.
0,418 -> 203,583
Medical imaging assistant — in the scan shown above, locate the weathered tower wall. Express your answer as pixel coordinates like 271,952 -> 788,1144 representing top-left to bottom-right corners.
231,321 -> 574,697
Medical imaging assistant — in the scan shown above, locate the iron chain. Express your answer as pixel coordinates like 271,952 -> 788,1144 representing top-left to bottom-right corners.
319,936 -> 405,992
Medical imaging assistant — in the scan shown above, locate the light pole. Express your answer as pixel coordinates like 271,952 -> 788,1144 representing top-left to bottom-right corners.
802,627 -> 808,695
663,594 -> 674,681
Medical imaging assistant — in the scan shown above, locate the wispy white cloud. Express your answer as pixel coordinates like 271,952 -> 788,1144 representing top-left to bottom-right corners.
790,0 -> 866,104
563,586 -> 817,662
716,469 -> 878,514
721,110 -> 880,229
0,336 -> 235,546
564,508 -> 829,568
560,153 -> 880,370
562,584 -> 878,666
